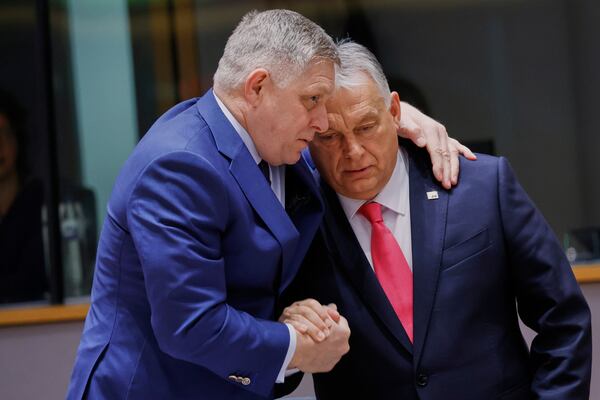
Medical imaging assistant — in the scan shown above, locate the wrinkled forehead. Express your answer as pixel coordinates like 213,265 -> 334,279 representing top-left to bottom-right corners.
285,58 -> 335,89
327,81 -> 388,121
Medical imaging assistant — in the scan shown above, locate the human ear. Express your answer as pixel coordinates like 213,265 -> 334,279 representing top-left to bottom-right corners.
244,69 -> 270,106
389,91 -> 401,130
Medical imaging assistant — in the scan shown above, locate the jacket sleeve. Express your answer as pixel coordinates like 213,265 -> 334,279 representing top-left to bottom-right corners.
126,150 -> 289,398
498,156 -> 592,399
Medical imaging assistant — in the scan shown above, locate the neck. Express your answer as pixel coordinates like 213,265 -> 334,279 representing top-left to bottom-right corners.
214,88 -> 251,132
0,172 -> 20,217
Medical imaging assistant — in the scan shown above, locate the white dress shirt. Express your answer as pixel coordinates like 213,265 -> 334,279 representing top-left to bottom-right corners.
337,149 -> 413,270
214,93 -> 295,382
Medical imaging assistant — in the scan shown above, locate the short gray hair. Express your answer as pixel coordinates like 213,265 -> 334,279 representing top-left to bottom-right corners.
214,9 -> 339,92
335,40 -> 391,107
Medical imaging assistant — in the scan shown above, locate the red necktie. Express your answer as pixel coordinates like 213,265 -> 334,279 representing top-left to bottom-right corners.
359,202 -> 413,342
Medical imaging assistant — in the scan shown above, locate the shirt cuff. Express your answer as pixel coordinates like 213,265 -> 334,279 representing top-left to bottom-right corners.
276,323 -> 298,383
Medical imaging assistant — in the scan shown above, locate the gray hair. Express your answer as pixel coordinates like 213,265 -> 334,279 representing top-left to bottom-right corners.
335,40 -> 391,107
213,9 -> 339,92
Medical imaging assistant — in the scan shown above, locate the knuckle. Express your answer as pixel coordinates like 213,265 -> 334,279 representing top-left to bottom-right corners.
306,298 -> 319,307
297,305 -> 309,313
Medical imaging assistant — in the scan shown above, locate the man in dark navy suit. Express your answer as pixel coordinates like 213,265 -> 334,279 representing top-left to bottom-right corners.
281,41 -> 592,399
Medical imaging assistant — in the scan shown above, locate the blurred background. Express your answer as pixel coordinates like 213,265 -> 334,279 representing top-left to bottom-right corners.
0,0 -> 598,398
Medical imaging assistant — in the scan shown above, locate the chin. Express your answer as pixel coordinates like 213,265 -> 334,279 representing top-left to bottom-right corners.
284,151 -> 303,165
344,185 -> 378,200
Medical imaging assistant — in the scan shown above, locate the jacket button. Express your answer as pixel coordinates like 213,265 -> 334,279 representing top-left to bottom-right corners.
241,377 -> 251,386
416,373 -> 428,387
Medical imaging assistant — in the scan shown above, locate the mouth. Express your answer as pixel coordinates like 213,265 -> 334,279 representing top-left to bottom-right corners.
297,138 -> 311,148
344,166 -> 372,176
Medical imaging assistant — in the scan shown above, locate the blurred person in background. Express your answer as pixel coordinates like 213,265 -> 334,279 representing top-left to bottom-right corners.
0,89 -> 47,303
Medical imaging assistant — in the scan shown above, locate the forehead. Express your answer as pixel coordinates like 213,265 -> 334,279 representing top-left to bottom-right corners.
327,80 -> 387,123
289,60 -> 335,93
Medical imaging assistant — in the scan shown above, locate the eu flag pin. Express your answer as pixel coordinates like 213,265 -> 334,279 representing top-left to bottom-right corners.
426,191 -> 439,200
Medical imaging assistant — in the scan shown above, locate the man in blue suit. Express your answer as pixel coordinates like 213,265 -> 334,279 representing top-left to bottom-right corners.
281,41 -> 592,399
66,10 -> 469,400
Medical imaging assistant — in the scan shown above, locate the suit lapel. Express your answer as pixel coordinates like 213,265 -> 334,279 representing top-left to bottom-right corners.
321,182 -> 413,355
404,143 -> 449,369
195,90 -> 299,281
279,161 -> 324,294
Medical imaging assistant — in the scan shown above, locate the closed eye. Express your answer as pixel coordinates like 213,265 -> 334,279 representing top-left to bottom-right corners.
317,131 -> 337,141
357,124 -> 375,133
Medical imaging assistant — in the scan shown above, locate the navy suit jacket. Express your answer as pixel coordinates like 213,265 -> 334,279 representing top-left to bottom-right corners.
282,141 -> 591,399
66,90 -> 324,400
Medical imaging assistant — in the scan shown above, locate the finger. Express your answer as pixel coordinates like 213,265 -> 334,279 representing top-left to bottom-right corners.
421,122 -> 444,184
284,319 -> 308,334
450,147 -> 460,186
326,309 -> 340,323
436,126 -> 451,189
460,143 -> 477,160
283,300 -> 328,326
446,138 -> 463,185
295,305 -> 330,332
325,303 -> 340,322
283,306 -> 329,333
429,142 -> 444,184
294,298 -> 331,322
288,314 -> 327,342
337,316 -> 351,337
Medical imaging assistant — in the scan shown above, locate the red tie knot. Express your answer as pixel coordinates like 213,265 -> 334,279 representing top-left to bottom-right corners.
358,202 -> 383,223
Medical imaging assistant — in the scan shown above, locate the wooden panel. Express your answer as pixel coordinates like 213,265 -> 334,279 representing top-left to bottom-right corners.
573,263 -> 600,283
0,304 -> 89,327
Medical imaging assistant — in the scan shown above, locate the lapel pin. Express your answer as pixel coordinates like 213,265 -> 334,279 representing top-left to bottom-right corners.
426,191 -> 439,200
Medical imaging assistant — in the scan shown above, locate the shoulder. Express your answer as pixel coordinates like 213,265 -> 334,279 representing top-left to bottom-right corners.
400,138 -> 502,188
109,99 -> 227,222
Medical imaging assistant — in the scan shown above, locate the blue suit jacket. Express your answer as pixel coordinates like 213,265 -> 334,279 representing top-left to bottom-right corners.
66,90 -> 324,400
282,140 -> 592,399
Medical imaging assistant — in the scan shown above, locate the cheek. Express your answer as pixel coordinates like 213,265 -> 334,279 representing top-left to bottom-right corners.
288,107 -> 311,129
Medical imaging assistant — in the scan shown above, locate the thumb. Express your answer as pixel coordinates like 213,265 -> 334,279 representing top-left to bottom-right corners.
326,304 -> 340,322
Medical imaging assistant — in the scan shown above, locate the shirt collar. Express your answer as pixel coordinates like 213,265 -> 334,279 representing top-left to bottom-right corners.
213,92 -> 261,164
338,148 -> 409,220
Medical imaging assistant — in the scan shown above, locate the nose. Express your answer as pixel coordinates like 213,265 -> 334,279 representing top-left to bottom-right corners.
343,134 -> 364,159
310,103 -> 329,134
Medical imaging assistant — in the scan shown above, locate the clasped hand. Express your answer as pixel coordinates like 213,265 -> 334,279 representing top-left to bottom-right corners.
279,299 -> 350,373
